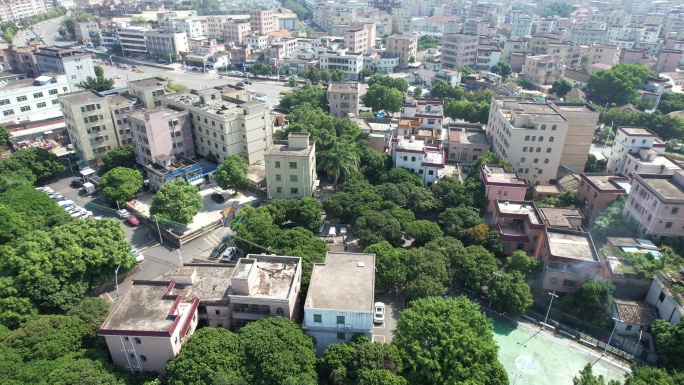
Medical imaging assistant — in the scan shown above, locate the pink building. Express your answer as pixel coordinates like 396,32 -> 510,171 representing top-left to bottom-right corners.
656,49 -> 683,73
621,49 -> 651,66
510,52 -> 526,73
442,33 -> 478,68
541,229 -> 603,294
481,164 -> 529,212
129,107 -> 194,167
492,200 -> 546,260
577,173 -> 628,222
250,9 -> 276,36
623,170 -> 684,240
223,20 -> 251,45
446,123 -> 489,163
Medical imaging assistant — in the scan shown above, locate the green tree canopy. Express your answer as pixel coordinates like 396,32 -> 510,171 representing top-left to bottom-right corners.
560,280 -> 615,327
417,35 -> 440,50
249,62 -> 272,76
452,245 -> 499,290
585,153 -> 599,172
405,220 -> 443,247
364,241 -> 409,292
590,199 -> 636,242
99,167 -> 143,206
651,319 -> 684,372
354,210 -> 403,248
0,185 -> 69,231
489,271 -> 533,315
332,68 -> 345,82
362,84 -> 403,115
320,335 -> 404,385
4,315 -> 85,361
572,364 -> 621,385
0,147 -> 65,180
98,145 -> 136,176
150,178 -> 203,225
586,64 -> 653,105
283,0 -> 312,19
657,92 -> 684,115
166,328 -> 243,385
367,75 -> 409,92
504,250 -> 538,275
429,81 -> 463,100
318,142 -> 360,189
550,78 -> 573,97
413,86 -> 423,99
214,154 -> 251,192
438,206 -> 483,238
491,61 -> 512,78
239,318 -> 317,385
392,296 -> 508,385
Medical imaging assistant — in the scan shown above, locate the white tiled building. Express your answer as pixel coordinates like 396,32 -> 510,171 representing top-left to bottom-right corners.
319,51 -> 364,80
0,74 -> 69,125
390,136 -> 445,187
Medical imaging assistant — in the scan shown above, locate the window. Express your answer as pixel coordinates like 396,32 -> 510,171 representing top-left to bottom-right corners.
659,291 -> 666,302
539,136 -> 544,142
523,147 -> 528,152
274,161 -> 281,168
541,124 -> 546,130
3,109 -> 14,116
36,102 -> 46,108
215,310 -> 220,315
16,95 -> 27,101
534,158 -> 539,164
313,314 -> 322,322
538,169 -> 543,175
33,92 -> 43,98
520,157 -> 526,163
516,243 -> 524,250
562,279 -> 577,289
20,106 -> 30,112
666,222 -> 673,229
544,158 -> 549,164
290,175 -> 298,182
551,125 -> 557,130
276,187 -> 282,193
547,148 -> 552,153
291,188 -> 299,194
276,307 -> 284,316
275,174 -> 281,181
673,207 -> 679,215
536,147 -> 541,152
403,156 -> 408,161
525,136 -> 530,141
49,89 -> 58,95
518,168 -> 523,173
549,137 -> 554,142
337,315 -> 345,324
531,136 -> 536,141
337,332 -> 346,340
550,277 -> 558,285
134,338 -> 141,344
428,170 -> 434,175
0,99 -> 9,105
289,162 -> 297,169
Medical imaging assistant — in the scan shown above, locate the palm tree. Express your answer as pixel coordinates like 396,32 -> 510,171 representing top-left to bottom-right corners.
318,143 -> 360,191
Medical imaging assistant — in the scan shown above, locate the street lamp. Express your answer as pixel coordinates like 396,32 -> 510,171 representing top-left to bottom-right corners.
114,264 -> 121,300
176,248 -> 183,266
543,291 -> 558,326
604,316 -> 622,355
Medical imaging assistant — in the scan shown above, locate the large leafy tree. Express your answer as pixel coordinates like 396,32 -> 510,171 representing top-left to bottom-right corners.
280,83 -> 328,111
239,318 -> 317,385
438,206 -> 483,238
320,335 -> 404,385
331,68 -> 345,82
364,241 -> 409,292
550,78 -> 572,98
405,247 -> 451,299
166,328 -> 244,385
452,245 -> 499,290
0,147 -> 65,180
318,142 -> 360,189
430,81 -> 463,100
624,364 -> 684,385
0,186 -> 69,230
46,358 -> 124,385
651,319 -> 684,372
367,75 -> 409,92
150,178 -> 203,224
362,84 -> 403,115
277,103 -> 360,150
405,220 -> 442,247
491,61 -> 512,78
586,63 -> 653,105
504,250 -> 538,275
572,364 -> 621,385
99,167 -> 143,206
214,154 -> 251,192
590,199 -> 636,242
489,271 -> 533,315
0,219 -> 134,313
392,296 -> 508,385
354,210 -> 403,248
4,315 -> 85,361
98,145 -> 136,175
560,280 -> 615,328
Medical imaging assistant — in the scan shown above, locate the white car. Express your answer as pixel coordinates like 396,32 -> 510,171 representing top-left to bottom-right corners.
116,209 -> 130,219
131,249 -> 144,263
374,302 -> 385,324
220,246 -> 237,262
340,224 -> 348,236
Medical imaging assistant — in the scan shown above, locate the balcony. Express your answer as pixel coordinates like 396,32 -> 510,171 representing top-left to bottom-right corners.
232,304 -> 272,320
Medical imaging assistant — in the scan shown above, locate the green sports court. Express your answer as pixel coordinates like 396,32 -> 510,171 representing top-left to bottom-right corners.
492,317 -> 631,385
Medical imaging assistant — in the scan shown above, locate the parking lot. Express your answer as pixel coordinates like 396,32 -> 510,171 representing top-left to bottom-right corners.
372,292 -> 406,343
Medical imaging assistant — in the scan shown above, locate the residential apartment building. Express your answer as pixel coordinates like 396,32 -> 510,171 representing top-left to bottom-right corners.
445,123 -> 489,163
264,132 -> 316,199
363,53 -> 399,74
303,252 -> 375,355
656,49 -> 683,73
250,9 -> 277,35
75,21 -> 100,44
159,18 -> 204,39
541,229 -> 602,294
0,0 -> 46,23
399,98 -> 444,131
345,26 -> 368,54
481,164 -> 529,212
107,93 -> 139,146
3,45 -> 40,78
645,271 -> 684,325
0,74 -> 69,125
206,16 -> 229,40
319,51 -> 363,80
98,280 -> 199,375
555,103 -> 601,174
117,27 -> 149,56
327,82 -> 360,118
475,45 -> 501,71
385,34 -> 417,68
512,16 -> 533,37
34,45 -> 95,91
128,107 -> 193,169
442,34 -> 478,68
492,201 -> 546,260
160,88 -> 272,165
223,20 -> 251,45
623,171 -> 684,240
128,77 -> 167,109
621,149 -> 681,176
390,136 -> 445,187
588,43 -> 619,68
576,173 -> 628,222
521,55 -> 565,88
59,90 -> 118,168
604,127 -> 663,173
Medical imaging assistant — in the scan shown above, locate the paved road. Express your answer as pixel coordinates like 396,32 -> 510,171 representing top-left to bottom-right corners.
100,63 -> 294,107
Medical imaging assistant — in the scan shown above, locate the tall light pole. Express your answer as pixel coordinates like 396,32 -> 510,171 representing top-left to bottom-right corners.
632,330 -> 643,356
543,291 -> 558,326
604,317 -> 622,355
114,264 -> 121,300
176,248 -> 182,266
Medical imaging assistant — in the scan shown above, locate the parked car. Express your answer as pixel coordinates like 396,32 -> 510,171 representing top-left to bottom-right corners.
116,209 -> 130,219
126,215 -> 140,226
374,302 -> 385,324
220,246 -> 237,262
131,249 -> 145,263
328,226 -> 337,237
317,220 -> 326,234
340,224 -> 348,236
243,80 -> 252,85
114,74 -> 122,79
236,82 -> 245,87
211,193 -> 225,203
71,178 -> 84,188
131,65 -> 138,69
209,243 -> 228,259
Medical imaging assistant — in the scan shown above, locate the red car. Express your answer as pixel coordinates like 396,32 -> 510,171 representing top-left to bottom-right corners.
126,215 -> 140,226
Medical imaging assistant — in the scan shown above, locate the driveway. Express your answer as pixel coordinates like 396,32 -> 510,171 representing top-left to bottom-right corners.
372,292 -> 406,343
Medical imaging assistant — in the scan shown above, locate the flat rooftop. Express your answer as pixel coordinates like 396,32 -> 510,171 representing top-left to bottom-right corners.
58,89 -> 102,103
168,264 -> 235,304
106,93 -> 137,107
395,136 -> 425,152
100,281 -> 187,332
266,140 -> 313,157
482,164 -> 528,186
537,207 -> 583,229
583,174 -> 626,191
640,175 -> 684,200
161,91 -> 250,116
305,252 -> 375,313
619,126 -> 656,136
129,107 -> 185,121
0,73 -> 63,91
449,128 -> 488,145
231,255 -> 300,300
129,77 -> 167,88
546,230 -> 598,262
328,82 -> 359,92
496,201 -> 542,225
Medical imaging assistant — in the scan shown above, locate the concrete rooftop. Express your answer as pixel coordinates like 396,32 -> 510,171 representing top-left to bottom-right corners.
641,176 -> 684,201
305,252 -> 375,313
547,230 -> 598,262
231,255 -> 300,300
496,201 -> 542,224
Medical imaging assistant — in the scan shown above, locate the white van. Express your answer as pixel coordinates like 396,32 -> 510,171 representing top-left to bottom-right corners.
58,200 -> 74,208
328,226 -> 337,238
